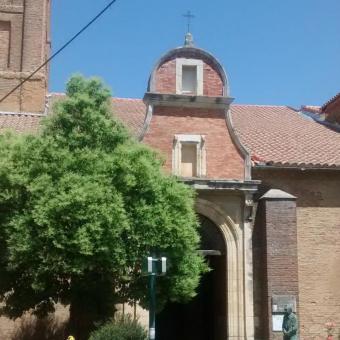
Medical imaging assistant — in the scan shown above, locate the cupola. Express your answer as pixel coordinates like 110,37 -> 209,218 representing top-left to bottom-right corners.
144,34 -> 233,109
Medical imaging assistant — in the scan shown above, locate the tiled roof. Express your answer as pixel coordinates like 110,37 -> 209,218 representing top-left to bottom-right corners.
1,96 -> 340,168
48,94 -> 146,137
231,104 -> 340,168
0,112 -> 43,134
111,98 -> 146,137
0,94 -> 146,137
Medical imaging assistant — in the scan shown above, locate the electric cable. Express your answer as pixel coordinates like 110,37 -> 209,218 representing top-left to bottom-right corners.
0,0 -> 118,104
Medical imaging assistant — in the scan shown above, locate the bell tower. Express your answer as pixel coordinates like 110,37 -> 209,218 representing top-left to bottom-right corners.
0,0 -> 51,113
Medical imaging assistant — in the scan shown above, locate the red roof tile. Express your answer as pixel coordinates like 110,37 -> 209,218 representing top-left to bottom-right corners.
231,104 -> 340,168
0,112 -> 42,134
48,94 -> 146,137
1,96 -> 340,168
111,98 -> 145,137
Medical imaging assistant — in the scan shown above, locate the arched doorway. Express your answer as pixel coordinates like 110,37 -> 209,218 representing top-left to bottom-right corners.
156,214 -> 228,340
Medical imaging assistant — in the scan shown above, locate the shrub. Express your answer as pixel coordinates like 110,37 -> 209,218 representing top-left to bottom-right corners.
89,314 -> 147,340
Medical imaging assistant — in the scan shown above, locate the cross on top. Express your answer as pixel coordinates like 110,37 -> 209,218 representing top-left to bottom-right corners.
183,10 -> 195,33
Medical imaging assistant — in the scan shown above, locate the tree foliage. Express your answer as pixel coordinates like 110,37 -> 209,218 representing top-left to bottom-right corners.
0,76 -> 207,338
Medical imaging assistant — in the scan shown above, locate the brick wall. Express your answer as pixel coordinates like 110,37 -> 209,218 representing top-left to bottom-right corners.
154,55 -> 224,96
253,192 -> 299,340
1,0 -> 24,5
154,59 -> 176,94
0,304 -> 69,340
143,106 -> 245,180
324,96 -> 340,124
0,21 -> 10,69
0,0 -> 49,113
203,61 -> 223,97
253,168 -> 340,339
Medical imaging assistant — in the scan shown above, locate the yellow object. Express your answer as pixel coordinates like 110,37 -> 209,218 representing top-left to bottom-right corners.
67,336 -> 75,340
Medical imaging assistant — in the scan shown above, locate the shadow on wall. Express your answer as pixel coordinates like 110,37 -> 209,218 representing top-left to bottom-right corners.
11,314 -> 67,340
0,304 -> 69,340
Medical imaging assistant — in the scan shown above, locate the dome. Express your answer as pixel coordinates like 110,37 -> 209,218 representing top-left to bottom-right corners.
148,36 -> 230,97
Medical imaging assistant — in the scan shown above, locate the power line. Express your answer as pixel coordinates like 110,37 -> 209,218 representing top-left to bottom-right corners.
0,0 -> 118,104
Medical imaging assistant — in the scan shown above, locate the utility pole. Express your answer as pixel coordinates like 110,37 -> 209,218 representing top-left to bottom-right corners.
146,256 -> 167,340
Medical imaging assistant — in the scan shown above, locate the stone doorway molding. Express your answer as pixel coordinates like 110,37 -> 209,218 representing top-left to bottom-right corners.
195,198 -> 254,340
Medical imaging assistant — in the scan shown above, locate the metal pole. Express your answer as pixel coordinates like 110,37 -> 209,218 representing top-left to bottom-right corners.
149,273 -> 156,340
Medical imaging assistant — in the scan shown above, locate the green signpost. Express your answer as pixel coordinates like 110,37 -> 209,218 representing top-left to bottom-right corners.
146,256 -> 167,340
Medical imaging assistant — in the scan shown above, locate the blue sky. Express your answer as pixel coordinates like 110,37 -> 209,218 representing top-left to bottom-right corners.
50,0 -> 340,108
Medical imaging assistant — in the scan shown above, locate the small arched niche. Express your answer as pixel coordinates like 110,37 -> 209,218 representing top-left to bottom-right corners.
198,214 -> 226,256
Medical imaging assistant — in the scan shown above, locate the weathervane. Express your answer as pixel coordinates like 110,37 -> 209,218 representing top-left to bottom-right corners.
183,10 -> 195,33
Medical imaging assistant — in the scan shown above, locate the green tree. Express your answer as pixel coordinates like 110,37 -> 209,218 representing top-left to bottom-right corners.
0,76 -> 207,339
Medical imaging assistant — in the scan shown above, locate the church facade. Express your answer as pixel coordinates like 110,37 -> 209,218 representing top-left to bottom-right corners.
1,1 -> 340,339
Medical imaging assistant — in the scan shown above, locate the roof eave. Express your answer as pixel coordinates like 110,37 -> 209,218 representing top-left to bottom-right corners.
253,164 -> 340,171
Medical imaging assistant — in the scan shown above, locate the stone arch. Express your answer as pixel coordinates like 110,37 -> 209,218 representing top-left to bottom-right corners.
195,198 -> 246,339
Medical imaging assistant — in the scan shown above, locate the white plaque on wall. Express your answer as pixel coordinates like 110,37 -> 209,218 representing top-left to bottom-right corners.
272,295 -> 296,313
272,314 -> 284,332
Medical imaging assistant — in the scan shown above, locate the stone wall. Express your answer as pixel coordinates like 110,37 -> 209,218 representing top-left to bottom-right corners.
253,168 -> 340,339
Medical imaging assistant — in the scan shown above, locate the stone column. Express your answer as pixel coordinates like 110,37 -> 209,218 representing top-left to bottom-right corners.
243,194 -> 256,340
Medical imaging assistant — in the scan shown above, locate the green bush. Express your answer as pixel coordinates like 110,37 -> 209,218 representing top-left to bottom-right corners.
89,314 -> 147,340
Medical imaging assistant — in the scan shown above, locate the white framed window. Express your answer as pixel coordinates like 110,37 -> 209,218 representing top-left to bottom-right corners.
172,134 -> 206,177
181,142 -> 197,177
182,65 -> 197,94
176,59 -> 203,95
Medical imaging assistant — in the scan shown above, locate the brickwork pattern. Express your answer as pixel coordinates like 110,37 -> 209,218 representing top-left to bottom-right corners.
0,0 -> 49,113
154,57 -> 223,96
0,11 -> 23,72
1,0 -> 24,6
154,59 -> 176,93
253,197 -> 299,340
254,169 -> 340,339
0,21 -> 10,69
0,304 -> 69,340
324,95 -> 340,124
143,106 -> 245,180
253,202 -> 268,339
203,61 -> 223,97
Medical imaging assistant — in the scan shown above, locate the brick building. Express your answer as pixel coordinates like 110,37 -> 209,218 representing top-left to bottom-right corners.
1,1 -> 340,339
